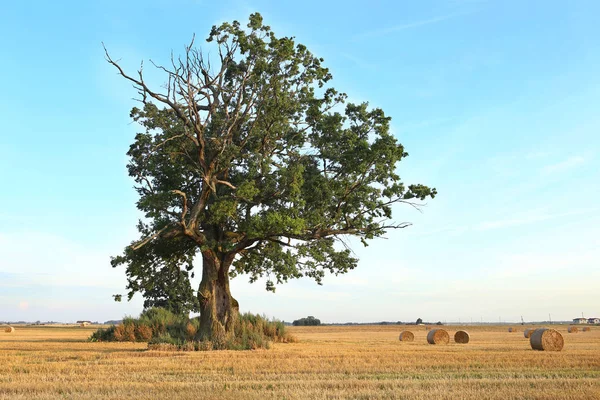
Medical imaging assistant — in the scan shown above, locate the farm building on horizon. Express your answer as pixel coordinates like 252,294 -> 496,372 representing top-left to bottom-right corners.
572,318 -> 588,324
588,318 -> 600,324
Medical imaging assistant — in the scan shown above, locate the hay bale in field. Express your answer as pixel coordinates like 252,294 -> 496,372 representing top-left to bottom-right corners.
454,330 -> 470,344
530,328 -> 564,351
427,328 -> 449,345
523,328 -> 536,338
508,327 -> 518,333
582,327 -> 591,332
398,331 -> 414,342
567,326 -> 578,333
4,326 -> 15,333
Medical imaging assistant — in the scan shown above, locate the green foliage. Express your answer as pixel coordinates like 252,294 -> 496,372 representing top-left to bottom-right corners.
292,316 -> 321,326
137,307 -> 181,336
89,325 -> 115,342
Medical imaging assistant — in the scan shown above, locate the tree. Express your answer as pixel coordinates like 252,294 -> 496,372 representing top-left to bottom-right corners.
107,13 -> 436,342
293,316 -> 321,326
416,318 -> 423,325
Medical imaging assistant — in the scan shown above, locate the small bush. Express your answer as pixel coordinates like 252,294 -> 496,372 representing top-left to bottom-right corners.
185,323 -> 197,341
197,340 -> 212,351
135,324 -> 153,341
89,326 -> 115,342
113,324 -> 136,342
138,307 -> 180,336
181,341 -> 196,352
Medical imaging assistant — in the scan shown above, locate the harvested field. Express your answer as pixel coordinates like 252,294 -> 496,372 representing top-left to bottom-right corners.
0,325 -> 599,399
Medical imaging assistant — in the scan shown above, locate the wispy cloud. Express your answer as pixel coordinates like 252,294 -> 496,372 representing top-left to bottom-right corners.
542,155 -> 585,174
417,207 -> 597,236
475,208 -> 597,231
354,11 -> 471,40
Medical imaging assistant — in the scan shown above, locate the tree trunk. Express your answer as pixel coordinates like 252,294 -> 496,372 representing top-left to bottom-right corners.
198,251 -> 239,341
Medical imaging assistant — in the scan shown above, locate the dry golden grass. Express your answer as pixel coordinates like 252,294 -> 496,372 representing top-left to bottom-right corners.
1,324 -> 599,399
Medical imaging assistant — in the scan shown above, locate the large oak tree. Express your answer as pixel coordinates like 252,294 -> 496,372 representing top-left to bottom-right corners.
108,13 -> 436,340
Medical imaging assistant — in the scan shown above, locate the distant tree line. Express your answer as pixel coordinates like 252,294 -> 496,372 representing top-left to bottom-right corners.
293,316 -> 321,326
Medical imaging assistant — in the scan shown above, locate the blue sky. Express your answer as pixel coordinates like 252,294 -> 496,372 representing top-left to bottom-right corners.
1,0 -> 598,323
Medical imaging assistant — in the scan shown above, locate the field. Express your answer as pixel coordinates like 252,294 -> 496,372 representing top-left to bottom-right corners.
1,324 -> 599,399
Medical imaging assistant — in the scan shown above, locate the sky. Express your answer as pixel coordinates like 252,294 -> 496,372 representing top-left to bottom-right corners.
1,0 -> 599,324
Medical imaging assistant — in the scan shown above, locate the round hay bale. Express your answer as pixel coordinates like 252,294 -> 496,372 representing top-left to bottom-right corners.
508,327 -> 518,333
567,326 -> 578,333
427,328 -> 449,345
523,328 -> 536,338
530,328 -> 564,351
583,327 -> 591,332
4,326 -> 15,333
454,330 -> 470,344
398,331 -> 414,342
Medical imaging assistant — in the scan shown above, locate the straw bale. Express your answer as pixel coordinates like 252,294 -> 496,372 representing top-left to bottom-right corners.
567,326 -> 578,333
530,328 -> 564,351
427,328 -> 449,345
4,326 -> 15,333
454,330 -> 470,344
398,331 -> 414,342
523,328 -> 535,338
583,327 -> 591,332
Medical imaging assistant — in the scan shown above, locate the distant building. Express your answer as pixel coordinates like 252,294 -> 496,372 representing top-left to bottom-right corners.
572,318 -> 588,324
77,320 -> 92,326
588,318 -> 600,324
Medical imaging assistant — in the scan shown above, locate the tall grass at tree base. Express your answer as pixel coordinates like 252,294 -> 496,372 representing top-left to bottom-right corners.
89,308 -> 295,350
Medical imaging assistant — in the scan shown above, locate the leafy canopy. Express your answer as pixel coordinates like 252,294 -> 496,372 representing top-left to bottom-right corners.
108,13 -> 436,307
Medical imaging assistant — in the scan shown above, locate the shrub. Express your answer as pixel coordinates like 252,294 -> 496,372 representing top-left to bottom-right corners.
138,307 -> 180,336
292,316 -> 321,326
89,325 -> 116,342
185,323 -> 197,340
135,324 -> 154,341
197,340 -> 213,351
113,323 -> 136,342
89,308 -> 295,350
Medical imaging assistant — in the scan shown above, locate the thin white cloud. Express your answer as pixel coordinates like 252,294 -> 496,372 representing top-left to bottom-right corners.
0,231 -> 125,289
542,155 -> 585,174
475,207 -> 596,231
354,11 -> 471,40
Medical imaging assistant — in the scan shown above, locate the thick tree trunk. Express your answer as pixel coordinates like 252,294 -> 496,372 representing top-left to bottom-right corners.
198,251 -> 239,341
